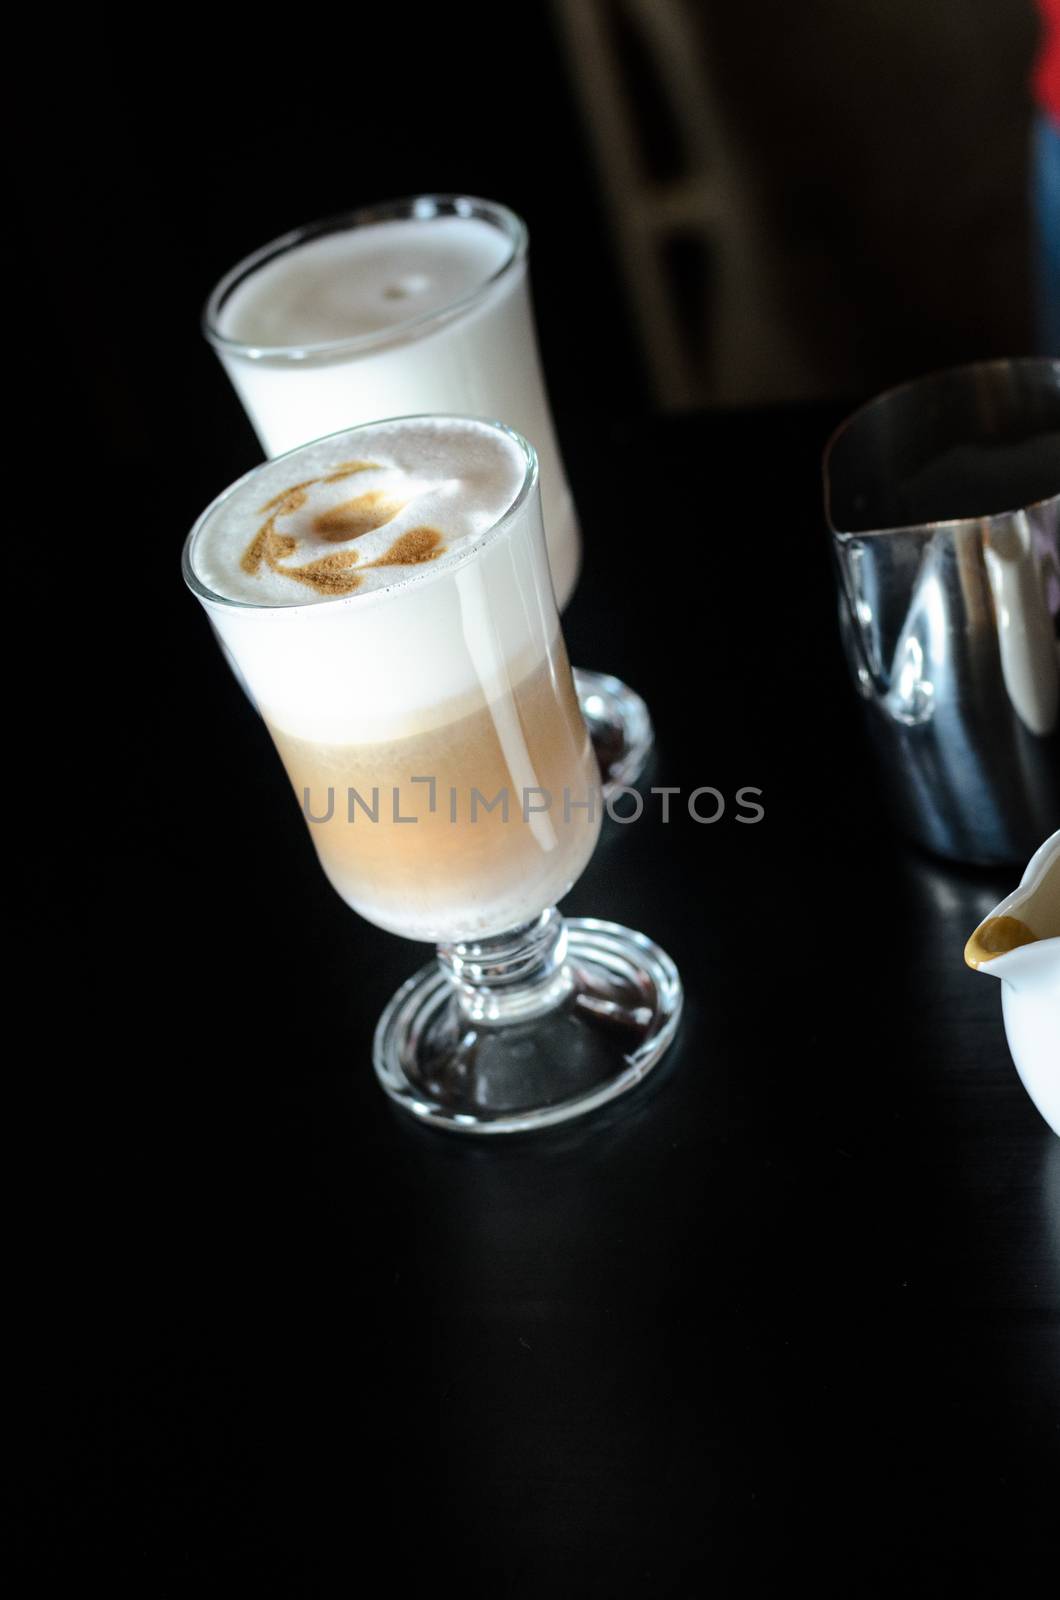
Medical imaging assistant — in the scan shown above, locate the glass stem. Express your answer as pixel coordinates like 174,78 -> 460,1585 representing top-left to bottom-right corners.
437,907 -> 573,1024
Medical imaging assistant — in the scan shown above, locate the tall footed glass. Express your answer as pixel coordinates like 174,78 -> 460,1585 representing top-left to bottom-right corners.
203,194 -> 653,795
183,417 -> 680,1132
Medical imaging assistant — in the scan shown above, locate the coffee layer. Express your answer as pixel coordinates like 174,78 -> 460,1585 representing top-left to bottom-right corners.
271,650 -> 599,941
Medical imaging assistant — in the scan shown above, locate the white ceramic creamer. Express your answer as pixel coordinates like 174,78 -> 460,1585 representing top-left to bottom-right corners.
965,829 -> 1060,1135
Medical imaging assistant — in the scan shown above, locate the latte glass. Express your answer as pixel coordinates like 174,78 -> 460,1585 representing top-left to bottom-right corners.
203,194 -> 653,794
183,418 -> 681,1133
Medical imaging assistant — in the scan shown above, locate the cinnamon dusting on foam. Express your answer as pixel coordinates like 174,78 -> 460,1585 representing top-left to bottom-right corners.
240,468 -> 443,597
313,490 -> 405,541
195,419 -> 527,607
367,527 -> 444,567
281,549 -> 363,595
323,460 -> 381,482
259,480 -> 315,515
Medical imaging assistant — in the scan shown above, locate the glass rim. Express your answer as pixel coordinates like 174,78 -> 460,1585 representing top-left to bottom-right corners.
202,194 -> 528,362
824,354 -> 1060,537
182,413 -> 540,613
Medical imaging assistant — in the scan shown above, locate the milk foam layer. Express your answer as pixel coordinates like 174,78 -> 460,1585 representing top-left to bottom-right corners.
189,419 -> 555,747
191,417 -> 527,607
207,204 -> 581,609
218,216 -> 513,348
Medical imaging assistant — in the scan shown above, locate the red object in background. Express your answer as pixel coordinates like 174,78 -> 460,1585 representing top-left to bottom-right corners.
1035,0 -> 1060,125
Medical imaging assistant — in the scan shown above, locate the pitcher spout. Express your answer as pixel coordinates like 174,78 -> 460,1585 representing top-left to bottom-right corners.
964,829 -> 1060,992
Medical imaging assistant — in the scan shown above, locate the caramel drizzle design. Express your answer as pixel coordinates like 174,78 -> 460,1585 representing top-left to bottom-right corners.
241,459 -> 445,596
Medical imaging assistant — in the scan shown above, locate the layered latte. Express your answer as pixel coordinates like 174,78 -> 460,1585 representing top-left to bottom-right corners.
186,418 -> 600,941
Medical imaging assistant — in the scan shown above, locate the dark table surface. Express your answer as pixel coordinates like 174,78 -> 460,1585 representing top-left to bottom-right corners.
78,405 -> 1058,1591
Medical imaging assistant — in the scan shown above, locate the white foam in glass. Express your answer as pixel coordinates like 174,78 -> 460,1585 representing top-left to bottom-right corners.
206,202 -> 581,609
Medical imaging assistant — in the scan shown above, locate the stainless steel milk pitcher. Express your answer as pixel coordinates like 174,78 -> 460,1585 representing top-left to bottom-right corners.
824,358 -> 1060,865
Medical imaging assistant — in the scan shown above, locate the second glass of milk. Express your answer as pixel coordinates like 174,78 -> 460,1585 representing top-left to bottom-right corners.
203,194 -> 652,792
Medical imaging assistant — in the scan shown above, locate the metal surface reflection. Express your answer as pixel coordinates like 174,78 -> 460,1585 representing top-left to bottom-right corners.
826,358 -> 1060,864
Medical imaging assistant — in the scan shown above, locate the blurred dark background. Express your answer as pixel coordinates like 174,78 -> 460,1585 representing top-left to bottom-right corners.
11,1 -> 1044,482
11,4 -> 1058,1588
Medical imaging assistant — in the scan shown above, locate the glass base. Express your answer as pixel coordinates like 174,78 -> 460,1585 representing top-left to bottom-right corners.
374,915 -> 682,1134
573,668 -> 654,797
